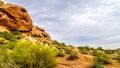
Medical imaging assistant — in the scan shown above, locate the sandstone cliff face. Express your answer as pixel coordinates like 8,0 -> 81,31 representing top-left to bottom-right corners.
0,4 -> 33,31
0,4 -> 52,43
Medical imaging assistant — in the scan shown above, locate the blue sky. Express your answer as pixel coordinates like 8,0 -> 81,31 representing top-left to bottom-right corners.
4,0 -> 120,49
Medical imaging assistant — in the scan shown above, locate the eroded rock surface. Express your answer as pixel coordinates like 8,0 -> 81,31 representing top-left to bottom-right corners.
0,3 -> 52,43
0,4 -> 32,31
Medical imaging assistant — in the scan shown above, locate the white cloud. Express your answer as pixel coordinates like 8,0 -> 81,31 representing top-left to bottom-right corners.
102,0 -> 120,4
67,2 -> 117,26
4,0 -> 120,49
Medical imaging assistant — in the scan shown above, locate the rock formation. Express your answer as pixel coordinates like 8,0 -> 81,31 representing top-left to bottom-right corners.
0,3 -> 52,43
0,4 -> 32,31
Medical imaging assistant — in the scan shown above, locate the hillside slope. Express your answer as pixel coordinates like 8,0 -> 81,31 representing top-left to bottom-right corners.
0,3 -> 119,68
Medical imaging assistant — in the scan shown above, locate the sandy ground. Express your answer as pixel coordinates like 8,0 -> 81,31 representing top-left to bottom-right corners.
54,54 -> 120,68
54,55 -> 93,68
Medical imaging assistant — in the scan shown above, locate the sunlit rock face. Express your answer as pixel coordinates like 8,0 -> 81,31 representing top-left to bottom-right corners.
0,4 -> 33,31
0,3 -> 52,43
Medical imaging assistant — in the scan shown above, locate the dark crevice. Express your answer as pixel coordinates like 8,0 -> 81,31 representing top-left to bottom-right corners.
21,8 -> 27,12
0,8 -> 15,18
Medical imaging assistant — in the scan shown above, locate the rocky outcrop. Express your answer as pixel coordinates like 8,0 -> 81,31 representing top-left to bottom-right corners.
0,3 -> 52,43
31,26 -> 51,38
31,26 -> 52,43
0,25 -> 9,32
0,4 -> 32,31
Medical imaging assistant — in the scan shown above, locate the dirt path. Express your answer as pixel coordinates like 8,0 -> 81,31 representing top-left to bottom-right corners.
54,55 -> 93,68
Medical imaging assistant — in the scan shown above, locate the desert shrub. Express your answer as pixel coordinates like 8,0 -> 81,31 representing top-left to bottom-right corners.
12,31 -> 22,39
0,31 -> 16,42
57,51 -> 65,57
91,50 -> 101,56
104,49 -> 115,54
0,40 -> 57,68
113,53 -> 120,63
0,38 -> 6,44
8,40 -> 57,68
0,45 -> 18,68
32,34 -> 42,37
0,1 -> 4,6
37,46 -> 57,68
96,46 -> 103,51
52,40 -> 61,45
92,63 -> 104,68
7,42 -> 16,49
92,51 -> 112,68
64,48 -> 72,54
61,42 -> 66,46
93,52 -> 112,65
12,31 -> 21,35
116,49 -> 120,53
67,51 -> 78,60
68,45 -> 74,48
118,54 -> 120,63
52,40 -> 66,49
84,46 -> 91,50
112,55 -> 119,60
55,45 -> 65,50
79,49 -> 89,54
78,46 -> 94,55
78,46 -> 91,50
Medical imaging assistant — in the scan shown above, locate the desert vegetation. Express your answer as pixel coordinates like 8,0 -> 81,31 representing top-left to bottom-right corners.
0,32 -> 57,68
78,46 -> 120,68
0,31 -> 119,68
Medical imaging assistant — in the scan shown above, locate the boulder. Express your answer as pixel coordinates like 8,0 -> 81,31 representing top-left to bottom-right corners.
0,4 -> 33,31
0,3 -> 52,43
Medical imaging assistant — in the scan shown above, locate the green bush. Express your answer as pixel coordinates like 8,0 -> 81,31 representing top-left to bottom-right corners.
96,46 -> 103,51
67,51 -> 78,60
104,49 -> 115,54
12,31 -> 22,39
7,42 -> 16,49
0,38 -> 6,44
52,40 -> 66,49
0,31 -> 16,42
32,34 -> 42,37
0,1 -> 4,6
56,51 -> 65,57
79,49 -> 89,54
0,40 -> 57,68
0,31 -> 22,42
78,46 -> 94,55
52,40 -> 60,45
92,63 -> 104,68
118,54 -> 120,63
93,52 -> 112,65
64,48 -> 72,54
113,53 -> 120,63
91,50 -> 100,56
92,51 -> 111,68
12,31 -> 21,35
8,40 -> 57,68
0,45 -> 18,68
